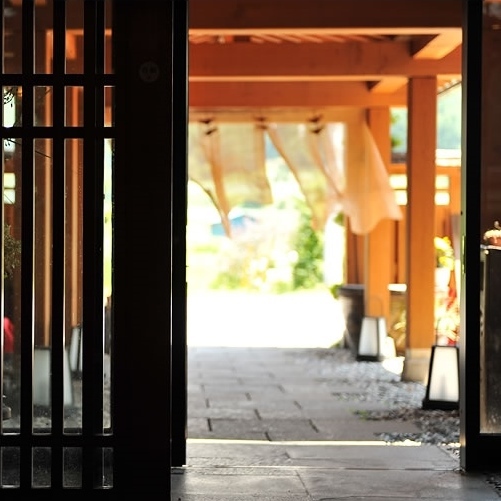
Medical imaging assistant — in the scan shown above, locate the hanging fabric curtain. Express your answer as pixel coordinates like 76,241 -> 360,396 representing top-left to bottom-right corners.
342,120 -> 403,235
268,118 -> 402,234
188,122 -> 232,235
266,122 -> 344,230
188,122 -> 273,237
189,117 -> 402,238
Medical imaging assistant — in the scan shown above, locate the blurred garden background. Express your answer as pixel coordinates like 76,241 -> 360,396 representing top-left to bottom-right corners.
186,143 -> 346,348
186,89 -> 462,348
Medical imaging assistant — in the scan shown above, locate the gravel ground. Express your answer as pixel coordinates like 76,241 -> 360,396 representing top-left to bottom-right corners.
307,347 -> 460,458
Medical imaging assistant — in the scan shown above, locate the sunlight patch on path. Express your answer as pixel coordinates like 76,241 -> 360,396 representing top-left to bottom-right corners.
187,289 -> 345,348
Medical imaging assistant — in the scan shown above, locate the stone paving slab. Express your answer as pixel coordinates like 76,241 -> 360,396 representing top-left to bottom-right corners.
189,407 -> 259,419
299,468 -> 500,501
204,398 -> 302,412
171,468 -> 308,499
311,418 -> 422,441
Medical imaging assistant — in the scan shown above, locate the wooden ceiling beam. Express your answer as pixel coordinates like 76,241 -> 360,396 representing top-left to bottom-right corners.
189,0 -> 462,31
412,32 -> 463,58
189,107 -> 370,124
367,77 -> 408,94
190,27 -> 461,37
189,42 -> 462,81
189,107 -> 367,124
189,81 -> 408,109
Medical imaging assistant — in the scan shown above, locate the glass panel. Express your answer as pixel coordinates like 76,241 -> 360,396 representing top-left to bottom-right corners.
66,1 -> 84,75
1,447 -> 20,487
60,447 -> 112,488
103,447 -> 113,487
65,87 -> 83,126
33,138 -> 53,431
104,138 -> 112,431
34,0 -> 54,74
3,86 -> 21,128
104,86 -> 113,127
3,1 -> 22,74
63,447 -> 81,488
32,447 -> 51,488
34,86 -> 53,127
2,140 -> 21,433
66,31 -> 83,74
64,139 -> 83,431
104,0 -> 113,74
480,0 -> 501,434
480,247 -> 501,432
4,173 -> 16,205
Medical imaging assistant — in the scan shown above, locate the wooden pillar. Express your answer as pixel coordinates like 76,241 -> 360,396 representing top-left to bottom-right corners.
402,76 -> 437,382
365,108 -> 393,324
345,224 -> 364,283
346,119 -> 365,285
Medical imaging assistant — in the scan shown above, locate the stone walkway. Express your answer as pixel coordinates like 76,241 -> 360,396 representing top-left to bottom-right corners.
173,344 -> 501,500
187,346 -> 422,442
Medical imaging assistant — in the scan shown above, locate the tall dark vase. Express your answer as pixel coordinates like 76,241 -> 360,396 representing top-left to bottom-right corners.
337,284 -> 365,355
336,283 -> 407,356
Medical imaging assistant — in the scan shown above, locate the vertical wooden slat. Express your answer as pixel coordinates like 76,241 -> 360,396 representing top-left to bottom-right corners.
82,0 -> 104,490
50,0 -> 67,489
171,0 -> 189,468
113,0 -> 173,494
20,0 -> 35,490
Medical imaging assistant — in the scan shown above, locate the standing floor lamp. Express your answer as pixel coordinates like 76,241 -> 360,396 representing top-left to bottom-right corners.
357,296 -> 394,362
422,317 -> 459,410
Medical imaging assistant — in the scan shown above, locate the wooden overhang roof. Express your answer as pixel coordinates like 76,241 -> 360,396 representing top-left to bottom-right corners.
188,0 -> 463,122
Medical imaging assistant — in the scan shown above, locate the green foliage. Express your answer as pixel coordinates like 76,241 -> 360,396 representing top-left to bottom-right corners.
329,283 -> 342,299
211,267 -> 245,290
271,280 -> 293,294
333,212 -> 344,226
191,242 -> 221,254
391,86 -> 462,153
437,85 -> 462,149
391,112 -> 403,150
291,204 -> 324,290
4,224 -> 21,278
391,108 -> 407,152
434,236 -> 455,269
210,240 -> 271,291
